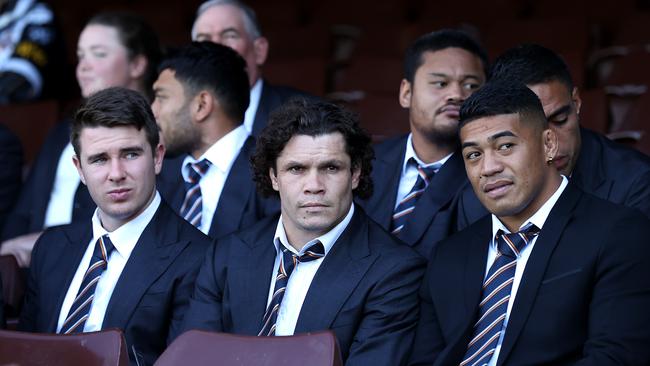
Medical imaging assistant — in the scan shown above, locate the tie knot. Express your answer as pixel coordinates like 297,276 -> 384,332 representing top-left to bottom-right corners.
280,241 -> 325,272
186,159 -> 211,183
99,235 -> 115,260
495,223 -> 540,258
409,158 -> 439,185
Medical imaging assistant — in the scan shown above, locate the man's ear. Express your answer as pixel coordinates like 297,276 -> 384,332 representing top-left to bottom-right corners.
253,37 -> 269,66
351,164 -> 361,190
193,91 -> 214,122
72,154 -> 86,185
571,86 -> 582,115
269,167 -> 279,191
543,128 -> 559,162
153,142 -> 165,175
399,79 -> 412,109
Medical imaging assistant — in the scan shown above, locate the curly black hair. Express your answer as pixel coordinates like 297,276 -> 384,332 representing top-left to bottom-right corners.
251,98 -> 374,199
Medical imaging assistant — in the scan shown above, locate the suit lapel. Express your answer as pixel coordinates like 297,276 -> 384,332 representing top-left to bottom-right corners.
397,152 -> 467,246
496,184 -> 581,366
230,219 -> 277,334
252,80 -> 281,137
157,156 -> 186,211
46,223 -> 93,332
208,136 -> 255,239
294,210 -> 375,333
102,203 -> 189,329
367,138 -> 405,229
572,128 -> 610,197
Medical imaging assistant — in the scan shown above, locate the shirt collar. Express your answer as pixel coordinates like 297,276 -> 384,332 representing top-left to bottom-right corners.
182,124 -> 249,178
243,78 -> 264,134
91,190 -> 161,258
402,133 -> 453,175
273,203 -> 356,257
491,176 -> 569,242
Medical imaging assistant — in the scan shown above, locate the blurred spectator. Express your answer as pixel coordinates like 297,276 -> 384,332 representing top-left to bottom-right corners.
0,0 -> 65,103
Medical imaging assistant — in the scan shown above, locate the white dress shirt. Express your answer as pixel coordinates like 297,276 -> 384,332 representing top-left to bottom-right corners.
266,203 -> 355,336
485,176 -> 568,366
243,78 -> 263,135
394,133 -> 452,209
181,125 -> 248,235
44,142 -> 81,228
56,191 -> 161,333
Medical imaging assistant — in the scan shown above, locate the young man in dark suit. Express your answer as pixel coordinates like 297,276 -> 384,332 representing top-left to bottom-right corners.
153,42 -> 278,239
19,87 -> 212,365
359,30 -> 489,258
410,81 -> 650,365
180,99 -> 426,365
191,0 -> 307,137
489,44 -> 650,218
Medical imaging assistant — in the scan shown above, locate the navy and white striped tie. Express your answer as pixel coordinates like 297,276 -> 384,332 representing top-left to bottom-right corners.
391,159 -> 438,234
460,223 -> 540,366
258,241 -> 325,336
60,235 -> 114,334
180,159 -> 211,228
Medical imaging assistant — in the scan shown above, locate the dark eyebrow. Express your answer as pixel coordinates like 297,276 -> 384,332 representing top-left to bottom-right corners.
121,146 -> 144,154
546,104 -> 571,120
461,131 -> 516,150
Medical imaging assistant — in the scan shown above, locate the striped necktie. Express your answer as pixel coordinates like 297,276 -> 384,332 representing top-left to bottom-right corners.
460,223 -> 540,366
60,235 -> 115,334
258,241 -> 325,336
391,159 -> 439,234
180,159 -> 211,228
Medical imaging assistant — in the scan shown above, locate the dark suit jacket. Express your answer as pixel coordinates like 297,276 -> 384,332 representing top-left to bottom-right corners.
572,127 -> 650,218
359,135 -> 487,258
0,124 -> 23,232
410,183 -> 650,366
0,272 -> 4,329
1,120 -> 94,241
181,207 -> 426,366
158,135 -> 279,239
251,80 -> 307,137
19,200 -> 212,365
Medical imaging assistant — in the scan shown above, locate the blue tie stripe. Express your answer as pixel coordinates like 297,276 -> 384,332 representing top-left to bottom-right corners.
460,223 -> 540,366
181,159 -> 211,228
391,159 -> 440,234
258,241 -> 325,337
60,235 -> 115,334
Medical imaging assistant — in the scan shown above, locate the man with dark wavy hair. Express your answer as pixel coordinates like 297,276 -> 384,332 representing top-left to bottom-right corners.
180,98 -> 425,366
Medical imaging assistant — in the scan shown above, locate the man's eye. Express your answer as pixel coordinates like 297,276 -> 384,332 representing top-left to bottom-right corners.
326,165 -> 339,172
288,166 -> 303,173
431,81 -> 446,88
463,82 -> 480,90
498,143 -> 513,151
465,151 -> 480,160
550,116 -> 569,125
125,152 -> 139,159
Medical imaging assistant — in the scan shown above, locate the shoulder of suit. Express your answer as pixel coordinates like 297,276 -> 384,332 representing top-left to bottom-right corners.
373,134 -> 408,157
581,128 -> 650,174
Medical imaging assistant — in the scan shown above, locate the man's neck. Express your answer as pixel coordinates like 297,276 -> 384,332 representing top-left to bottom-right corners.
411,132 -> 456,164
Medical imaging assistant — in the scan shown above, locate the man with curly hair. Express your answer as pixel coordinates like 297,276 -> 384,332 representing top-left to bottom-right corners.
179,98 -> 426,366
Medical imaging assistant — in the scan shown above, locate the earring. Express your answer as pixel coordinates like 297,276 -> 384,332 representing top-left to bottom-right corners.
546,156 -> 554,165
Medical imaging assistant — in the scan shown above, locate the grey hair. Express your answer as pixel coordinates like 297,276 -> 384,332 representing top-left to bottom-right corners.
191,0 -> 262,40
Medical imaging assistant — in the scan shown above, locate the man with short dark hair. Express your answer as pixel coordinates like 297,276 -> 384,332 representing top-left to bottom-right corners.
361,29 -> 489,258
180,98 -> 426,365
489,44 -> 650,218
19,87 -> 212,365
191,0 -> 307,136
410,81 -> 650,365
153,42 -> 278,239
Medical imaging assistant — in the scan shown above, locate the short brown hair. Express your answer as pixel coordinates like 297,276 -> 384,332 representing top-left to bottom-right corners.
72,87 -> 160,156
251,98 -> 374,199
